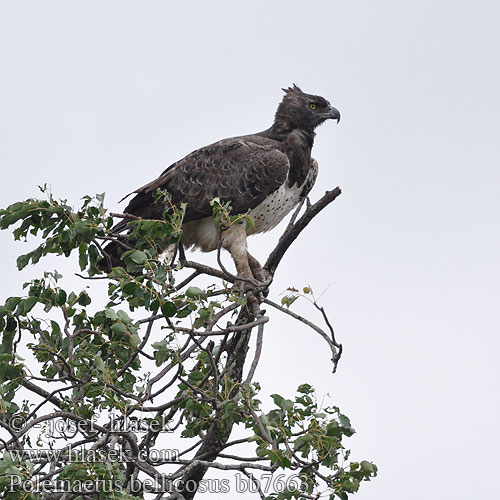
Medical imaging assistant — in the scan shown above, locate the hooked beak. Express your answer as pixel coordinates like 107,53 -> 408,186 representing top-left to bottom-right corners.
327,105 -> 341,123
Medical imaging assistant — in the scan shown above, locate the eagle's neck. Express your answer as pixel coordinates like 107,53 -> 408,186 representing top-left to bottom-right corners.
266,121 -> 316,148
263,122 -> 315,187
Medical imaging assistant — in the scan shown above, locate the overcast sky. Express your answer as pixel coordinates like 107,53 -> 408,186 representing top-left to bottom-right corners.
1,1 -> 499,499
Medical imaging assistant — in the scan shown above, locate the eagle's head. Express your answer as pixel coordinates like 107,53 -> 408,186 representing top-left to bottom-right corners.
275,84 -> 340,131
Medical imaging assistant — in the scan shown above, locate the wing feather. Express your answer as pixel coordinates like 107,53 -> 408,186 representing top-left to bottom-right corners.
117,135 -> 290,229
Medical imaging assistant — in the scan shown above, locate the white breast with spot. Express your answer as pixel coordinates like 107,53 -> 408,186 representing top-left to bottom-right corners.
247,178 -> 304,235
179,165 -> 317,253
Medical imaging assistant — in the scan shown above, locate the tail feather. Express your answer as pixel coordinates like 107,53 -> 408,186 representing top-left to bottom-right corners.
97,240 -> 126,273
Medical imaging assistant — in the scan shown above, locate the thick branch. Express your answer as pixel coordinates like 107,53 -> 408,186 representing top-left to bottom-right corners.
265,187 -> 342,275
21,378 -> 63,408
176,301 -> 258,499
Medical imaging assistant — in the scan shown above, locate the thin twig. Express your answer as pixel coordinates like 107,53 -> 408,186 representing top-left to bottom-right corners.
264,298 -> 342,372
110,212 -> 144,221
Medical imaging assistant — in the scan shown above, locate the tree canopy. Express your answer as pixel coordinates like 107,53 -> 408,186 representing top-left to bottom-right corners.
0,186 -> 376,500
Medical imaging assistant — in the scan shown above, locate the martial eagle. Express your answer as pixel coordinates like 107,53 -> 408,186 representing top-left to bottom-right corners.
100,85 -> 340,282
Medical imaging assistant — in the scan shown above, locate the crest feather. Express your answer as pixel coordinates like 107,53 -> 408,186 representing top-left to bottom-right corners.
282,83 -> 303,95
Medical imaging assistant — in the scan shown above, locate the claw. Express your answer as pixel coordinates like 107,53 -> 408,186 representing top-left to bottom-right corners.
234,278 -> 260,295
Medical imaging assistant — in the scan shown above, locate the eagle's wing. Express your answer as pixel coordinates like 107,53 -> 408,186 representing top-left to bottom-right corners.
116,136 -> 290,230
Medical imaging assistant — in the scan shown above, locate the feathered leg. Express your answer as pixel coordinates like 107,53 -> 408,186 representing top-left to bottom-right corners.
221,224 -> 272,294
221,224 -> 254,280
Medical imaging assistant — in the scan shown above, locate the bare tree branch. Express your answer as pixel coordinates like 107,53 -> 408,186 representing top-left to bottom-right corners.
264,298 -> 342,372
265,187 -> 342,275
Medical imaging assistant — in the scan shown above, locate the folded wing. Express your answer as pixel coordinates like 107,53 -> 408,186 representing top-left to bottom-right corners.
114,135 -> 290,233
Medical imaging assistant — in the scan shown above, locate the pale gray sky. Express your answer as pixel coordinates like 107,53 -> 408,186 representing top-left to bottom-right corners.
1,1 -> 499,499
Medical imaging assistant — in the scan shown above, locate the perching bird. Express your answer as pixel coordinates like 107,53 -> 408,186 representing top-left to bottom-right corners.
100,85 -> 340,281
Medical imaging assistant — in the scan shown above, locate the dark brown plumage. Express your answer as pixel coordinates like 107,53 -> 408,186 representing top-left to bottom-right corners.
100,85 -> 340,278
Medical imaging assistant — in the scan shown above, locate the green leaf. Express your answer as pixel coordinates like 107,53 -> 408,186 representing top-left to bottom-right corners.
155,266 -> 168,281
129,250 -> 147,264
104,308 -> 118,320
94,355 -> 105,372
117,310 -> 132,323
281,295 -> 297,308
57,289 -> 67,306
22,296 -> 38,314
245,215 -> 255,230
297,383 -> 312,394
185,286 -> 206,300
16,253 -> 30,270
271,394 -> 294,412
188,371 -> 204,383
338,413 -> 351,428
111,323 -> 127,335
360,460 -> 376,475
78,243 -> 88,270
5,297 -> 21,311
161,301 -> 177,317
122,282 -> 138,295
193,306 -> 214,328
78,291 -> 91,306
5,316 -> 17,332
265,448 -> 288,467
294,433 -> 314,450
108,267 -> 128,279
176,302 -> 197,318
152,340 -> 171,366
74,221 -> 91,235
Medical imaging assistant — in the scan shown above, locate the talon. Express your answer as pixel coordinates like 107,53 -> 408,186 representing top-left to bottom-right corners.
234,278 -> 260,295
260,268 -> 273,286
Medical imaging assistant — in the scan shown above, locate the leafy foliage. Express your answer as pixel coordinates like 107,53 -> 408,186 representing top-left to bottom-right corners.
210,197 -> 255,231
0,188 -> 376,499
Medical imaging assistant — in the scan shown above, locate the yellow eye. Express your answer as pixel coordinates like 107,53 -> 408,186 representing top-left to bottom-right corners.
309,103 -> 317,110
